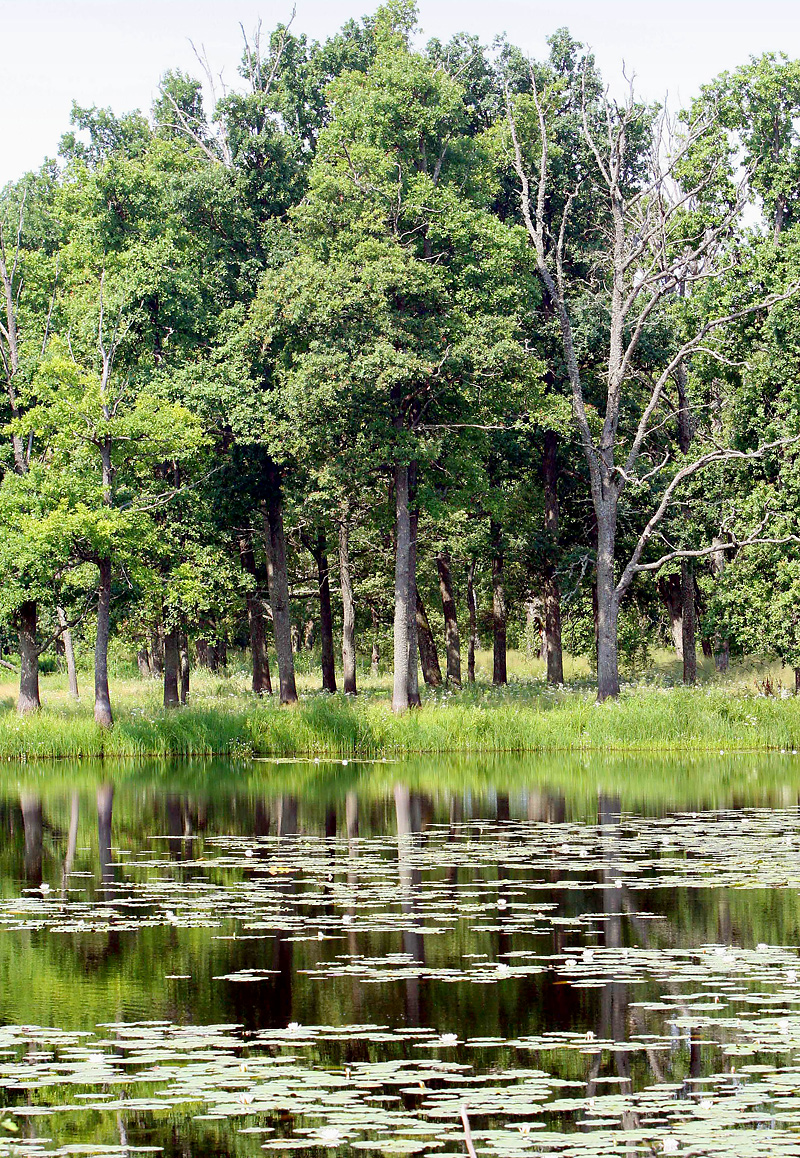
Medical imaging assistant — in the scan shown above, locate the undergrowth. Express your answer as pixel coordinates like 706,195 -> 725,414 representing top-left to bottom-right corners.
1,680 -> 800,760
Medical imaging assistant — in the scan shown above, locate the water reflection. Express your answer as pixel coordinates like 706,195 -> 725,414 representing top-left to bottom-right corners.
2,759 -> 800,1155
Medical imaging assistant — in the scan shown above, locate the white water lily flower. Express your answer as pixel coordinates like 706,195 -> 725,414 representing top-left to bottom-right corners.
582,948 -> 595,963
245,849 -> 253,858
287,1022 -> 302,1033
318,1127 -> 343,1146
39,883 -> 50,895
663,1138 -> 679,1155
439,1033 -> 458,1046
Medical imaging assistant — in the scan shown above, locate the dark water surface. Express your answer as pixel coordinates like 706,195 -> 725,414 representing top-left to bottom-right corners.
3,754 -> 800,1156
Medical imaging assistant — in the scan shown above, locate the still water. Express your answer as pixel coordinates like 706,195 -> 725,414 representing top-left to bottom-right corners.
3,754 -> 800,1157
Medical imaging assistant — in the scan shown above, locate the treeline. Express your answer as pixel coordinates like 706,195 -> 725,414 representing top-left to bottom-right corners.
2,3 -> 800,722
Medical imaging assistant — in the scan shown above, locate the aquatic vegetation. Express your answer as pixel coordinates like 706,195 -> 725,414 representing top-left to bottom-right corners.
3,776 -> 800,1155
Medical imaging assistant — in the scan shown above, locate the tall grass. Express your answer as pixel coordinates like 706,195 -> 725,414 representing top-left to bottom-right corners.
1,678 -> 800,761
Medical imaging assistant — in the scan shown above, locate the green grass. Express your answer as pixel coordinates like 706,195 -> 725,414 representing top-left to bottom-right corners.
1,650 -> 800,760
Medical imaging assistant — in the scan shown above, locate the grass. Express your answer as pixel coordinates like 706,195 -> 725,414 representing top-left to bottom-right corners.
0,647 -> 799,761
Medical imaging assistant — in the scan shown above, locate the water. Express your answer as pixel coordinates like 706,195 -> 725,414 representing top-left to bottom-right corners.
3,754 -> 800,1156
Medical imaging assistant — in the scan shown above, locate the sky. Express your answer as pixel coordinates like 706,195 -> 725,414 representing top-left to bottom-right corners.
1,0 -> 799,186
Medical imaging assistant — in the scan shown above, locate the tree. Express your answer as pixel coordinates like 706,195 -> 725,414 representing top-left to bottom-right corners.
504,55 -> 799,699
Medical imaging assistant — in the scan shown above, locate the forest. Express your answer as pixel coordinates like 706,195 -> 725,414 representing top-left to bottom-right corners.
2,0 -> 800,734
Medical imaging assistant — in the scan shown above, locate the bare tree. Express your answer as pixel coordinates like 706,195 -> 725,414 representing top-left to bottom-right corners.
506,72 -> 799,698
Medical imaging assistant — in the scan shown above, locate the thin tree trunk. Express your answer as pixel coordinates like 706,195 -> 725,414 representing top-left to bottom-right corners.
240,535 -> 272,696
314,531 -> 337,693
542,430 -> 564,685
681,559 -> 697,686
370,605 -> 380,678
467,557 -> 478,683
57,606 -> 79,701
392,463 -> 411,713
407,497 -> 421,706
338,517 -> 357,695
596,518 -> 621,701
795,667 -> 800,696
657,573 -> 684,657
263,488 -> 298,705
711,538 -> 730,673
163,625 -> 180,708
94,559 -> 113,728
17,600 -> 40,714
215,634 -> 228,670
491,520 -> 507,686
416,592 -> 442,686
179,629 -> 189,705
436,551 -> 461,685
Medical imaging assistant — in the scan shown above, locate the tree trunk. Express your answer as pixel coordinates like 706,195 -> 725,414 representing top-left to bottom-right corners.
795,667 -> 800,696
392,464 -> 411,713
94,559 -> 113,728
710,537 -> 730,673
491,520 -> 507,686
163,625 -> 180,708
467,557 -> 478,683
17,600 -> 40,714
338,518 -> 357,695
596,521 -> 620,701
263,489 -> 298,705
240,535 -> 272,696
57,606 -> 79,701
681,559 -> 697,686
407,498 -> 421,706
416,592 -> 443,686
436,551 -> 461,685
657,573 -> 684,657
196,638 -> 211,669
215,634 -> 228,670
313,531 -> 337,693
149,625 -> 164,676
542,430 -> 564,685
179,629 -> 190,705
137,647 -> 151,679
370,605 -> 380,678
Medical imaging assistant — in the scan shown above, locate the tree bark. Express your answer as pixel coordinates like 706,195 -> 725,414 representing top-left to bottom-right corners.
149,625 -> 164,675
137,647 -> 151,679
94,559 -> 113,728
392,463 -> 412,713
467,557 -> 478,683
491,520 -> 507,686
596,520 -> 621,701
542,430 -> 564,685
407,499 -> 421,706
163,625 -> 180,708
179,628 -> 190,705
710,537 -> 730,673
370,604 -> 380,678
57,606 -> 79,701
681,559 -> 697,685
795,667 -> 800,696
240,535 -> 272,696
416,592 -> 443,686
338,517 -> 357,695
657,573 -> 684,657
263,488 -> 298,705
436,551 -> 461,685
17,600 -> 40,714
313,531 -> 337,693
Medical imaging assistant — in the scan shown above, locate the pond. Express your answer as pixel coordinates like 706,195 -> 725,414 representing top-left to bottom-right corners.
3,753 -> 800,1157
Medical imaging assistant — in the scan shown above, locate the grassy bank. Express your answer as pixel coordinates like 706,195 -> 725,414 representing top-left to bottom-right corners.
1,660 -> 800,759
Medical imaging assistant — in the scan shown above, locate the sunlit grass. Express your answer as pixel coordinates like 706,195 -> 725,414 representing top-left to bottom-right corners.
0,645 -> 797,759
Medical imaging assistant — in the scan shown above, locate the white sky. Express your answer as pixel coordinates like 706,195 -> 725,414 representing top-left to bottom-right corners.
2,0 -> 799,186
